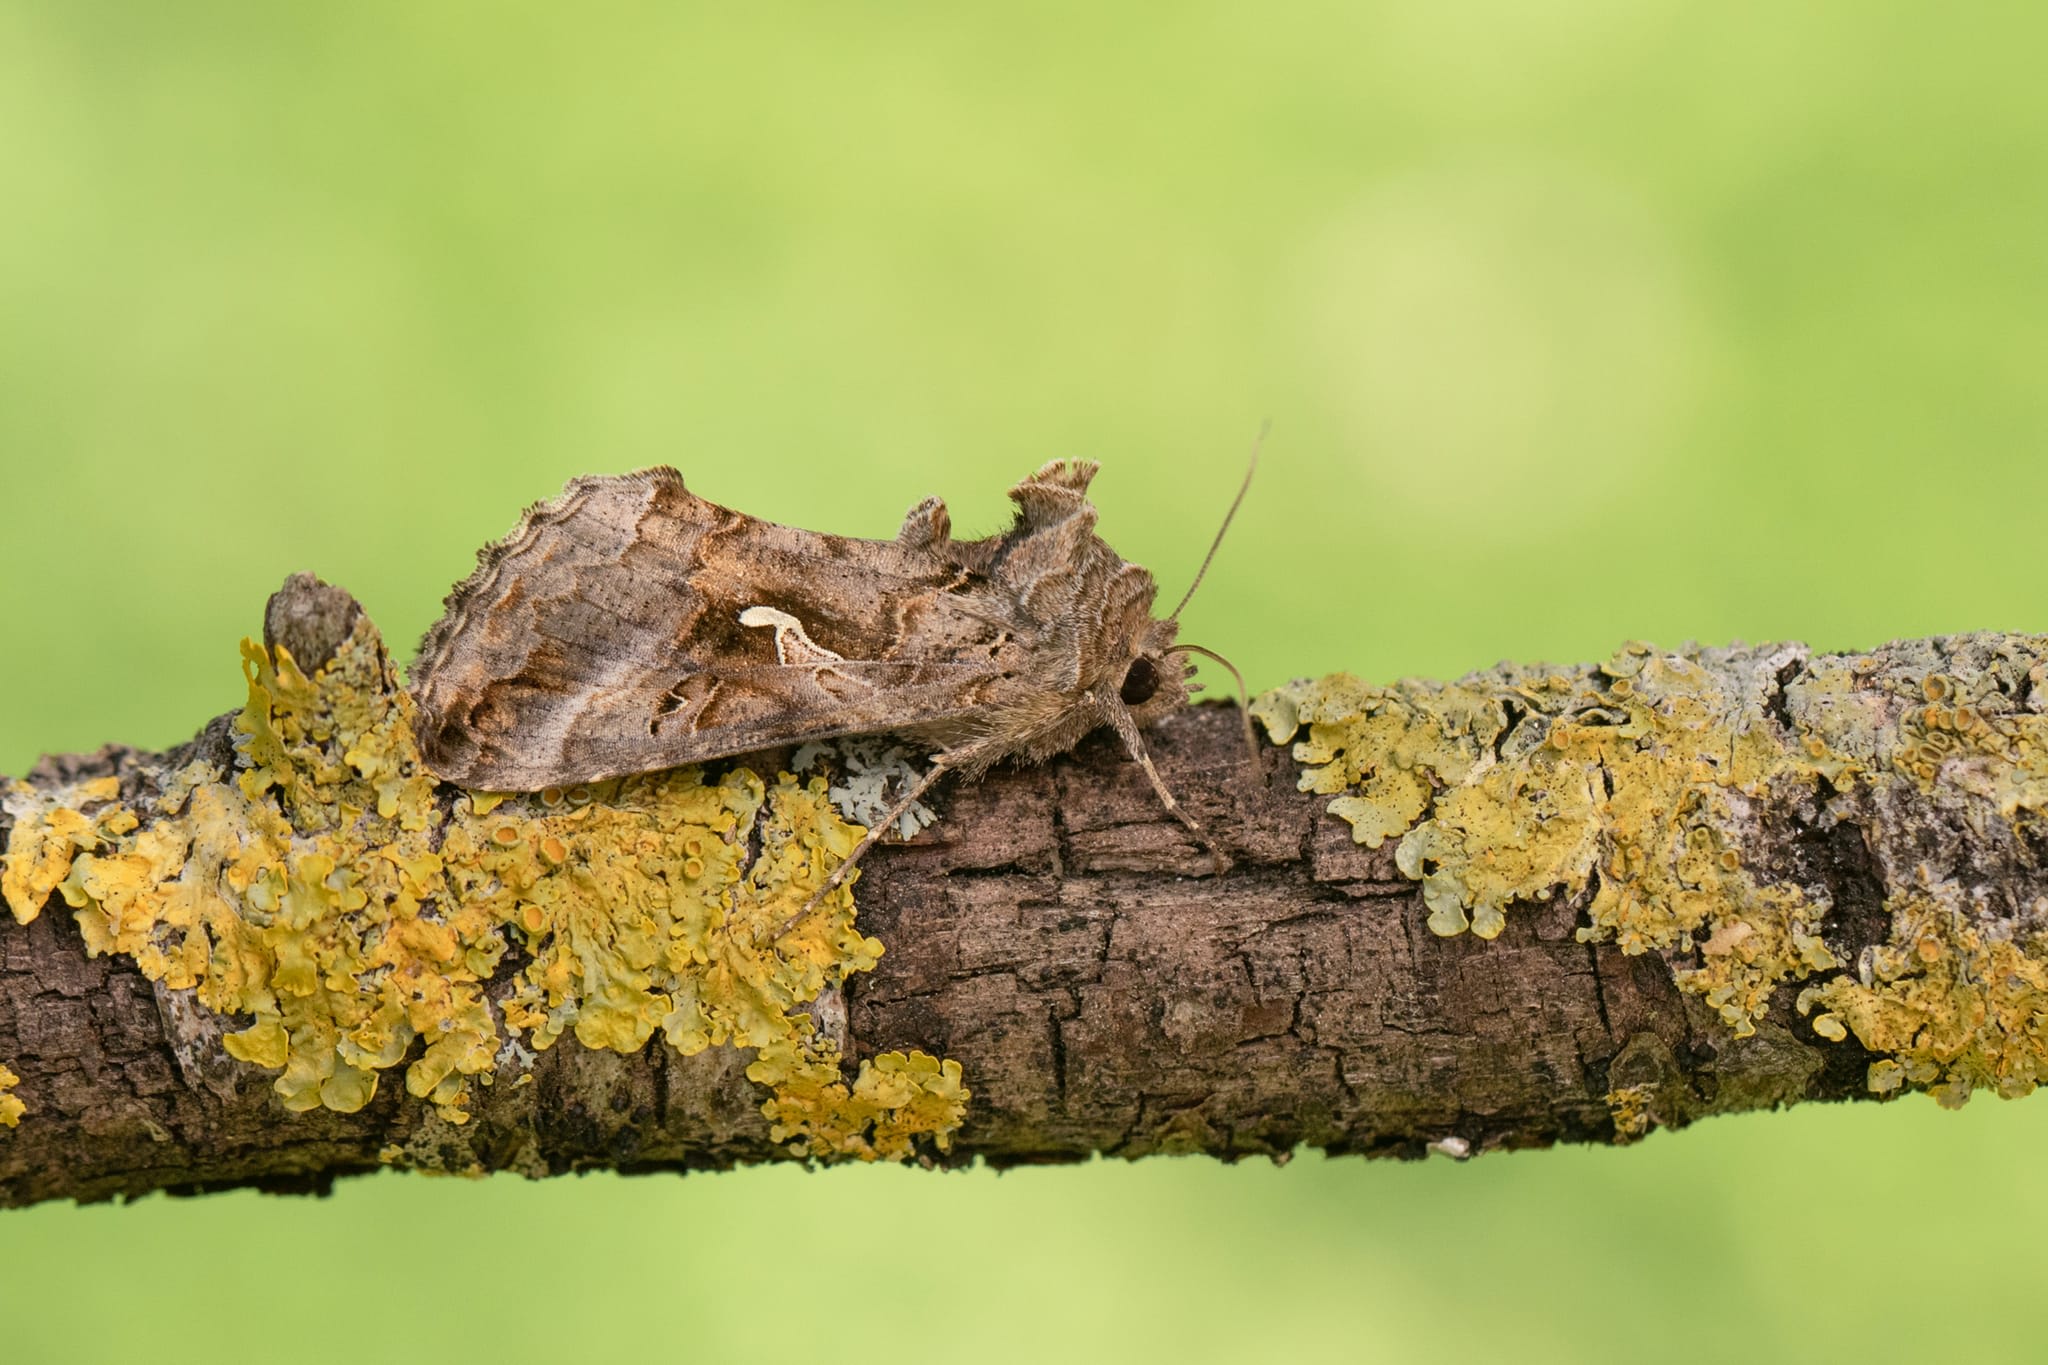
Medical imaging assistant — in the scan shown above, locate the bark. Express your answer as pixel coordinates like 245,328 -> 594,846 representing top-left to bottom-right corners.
1,589 -> 2037,1208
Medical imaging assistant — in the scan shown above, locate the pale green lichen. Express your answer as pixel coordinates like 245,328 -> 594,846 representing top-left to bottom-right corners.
0,617 -> 968,1159
1256,634 -> 2048,1113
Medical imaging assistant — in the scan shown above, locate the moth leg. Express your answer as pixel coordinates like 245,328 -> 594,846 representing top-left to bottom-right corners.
1108,707 -> 1229,875
772,759 -> 956,942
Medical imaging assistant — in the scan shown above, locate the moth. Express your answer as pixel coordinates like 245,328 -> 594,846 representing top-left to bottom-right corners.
410,455 -> 1254,918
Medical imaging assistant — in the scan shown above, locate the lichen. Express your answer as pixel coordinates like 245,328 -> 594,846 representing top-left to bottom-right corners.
2,775 -> 137,925
1604,1083 -> 1657,1140
1798,870 -> 2048,1108
0,616 -> 967,1158
1254,645 -> 1845,1034
1255,633 -> 2048,1111
795,738 -> 938,842
755,1046 -> 970,1160
0,1062 -> 22,1128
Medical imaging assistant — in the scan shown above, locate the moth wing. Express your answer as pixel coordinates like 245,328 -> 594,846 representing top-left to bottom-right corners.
518,658 -> 1000,788
411,468 -> 1010,789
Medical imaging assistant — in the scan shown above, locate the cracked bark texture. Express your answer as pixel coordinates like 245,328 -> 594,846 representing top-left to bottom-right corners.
2,617 -> 2032,1208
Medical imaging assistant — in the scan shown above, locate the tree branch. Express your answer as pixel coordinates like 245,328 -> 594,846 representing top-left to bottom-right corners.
3,578 -> 2044,1207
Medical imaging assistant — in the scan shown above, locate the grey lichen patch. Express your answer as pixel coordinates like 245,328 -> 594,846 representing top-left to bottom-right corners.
1792,634 -> 2048,815
1255,633 -> 2048,1111
793,737 -> 938,842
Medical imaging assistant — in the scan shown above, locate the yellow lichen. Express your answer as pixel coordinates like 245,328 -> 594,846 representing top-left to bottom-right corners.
1254,646 -> 1845,1034
755,1047 -> 970,1161
0,1062 -> 22,1128
1798,873 -> 2048,1108
1257,634 -> 2048,1109
0,616 -> 967,1157
1604,1082 -> 1658,1140
2,775 -> 135,924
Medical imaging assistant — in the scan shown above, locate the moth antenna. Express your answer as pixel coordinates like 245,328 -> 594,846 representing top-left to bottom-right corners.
1166,643 -> 1263,774
1107,704 -> 1228,875
771,760 -> 954,941
1166,420 -> 1266,623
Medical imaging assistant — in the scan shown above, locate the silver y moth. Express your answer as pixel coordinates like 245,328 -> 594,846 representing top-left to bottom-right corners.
410,458 -> 1249,905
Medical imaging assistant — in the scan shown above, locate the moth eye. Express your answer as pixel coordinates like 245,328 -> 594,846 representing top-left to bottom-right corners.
1119,656 -> 1160,706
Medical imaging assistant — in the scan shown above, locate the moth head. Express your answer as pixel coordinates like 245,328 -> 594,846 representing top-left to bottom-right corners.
1113,616 -> 1194,728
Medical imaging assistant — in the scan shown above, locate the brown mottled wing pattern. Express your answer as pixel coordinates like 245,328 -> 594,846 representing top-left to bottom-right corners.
410,468 -> 1008,789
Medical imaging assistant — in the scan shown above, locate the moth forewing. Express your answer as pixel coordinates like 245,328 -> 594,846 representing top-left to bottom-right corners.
409,468 -> 1007,788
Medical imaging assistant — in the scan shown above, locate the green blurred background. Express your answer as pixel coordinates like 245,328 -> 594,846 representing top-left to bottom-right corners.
3,3 -> 2045,1360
